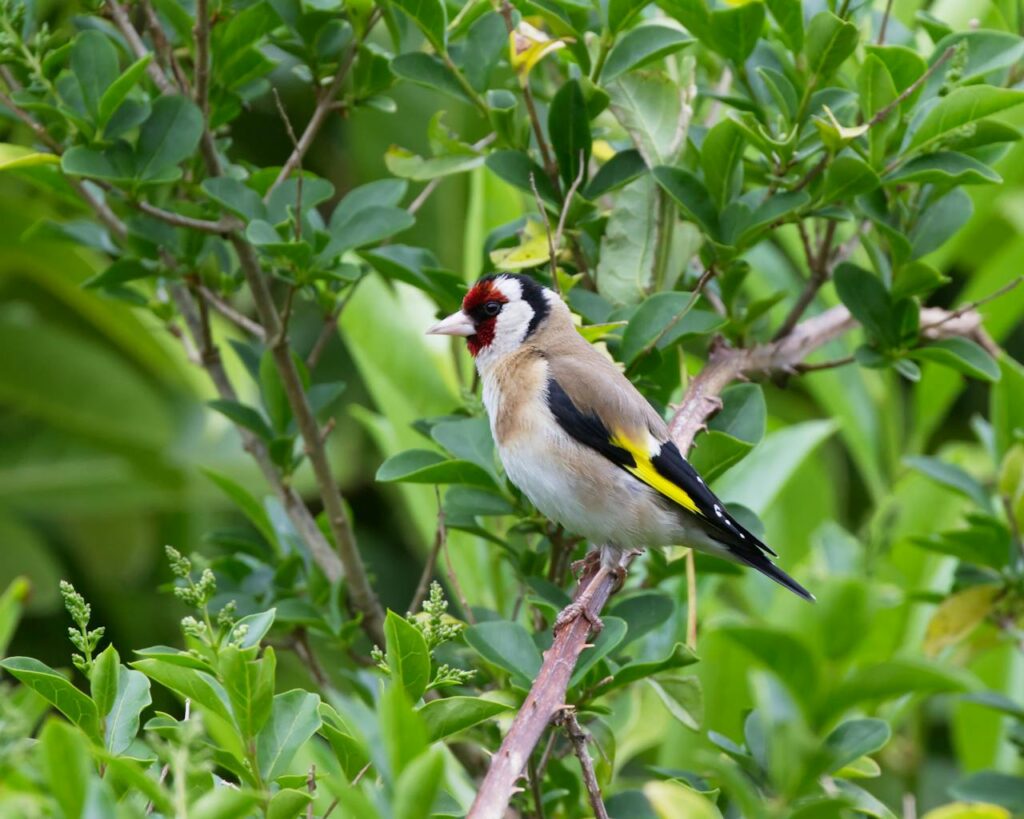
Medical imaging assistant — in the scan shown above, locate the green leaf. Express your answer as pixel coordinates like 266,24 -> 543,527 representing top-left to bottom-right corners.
380,683 -> 427,777
39,719 -> 92,819
647,676 -> 704,732
833,263 -> 894,347
609,73 -> 689,167
603,642 -> 698,691
71,30 -> 119,119
328,206 -> 414,255
907,87 -> 1024,152
653,166 -> 719,238
390,0 -> 447,51
824,719 -> 891,773
202,177 -> 266,221
385,146 -> 484,181
595,175 -> 660,305
267,788 -> 312,819
189,789 -> 262,819
710,2 -> 765,63
859,54 -> 899,166
391,53 -> 469,104
766,0 -> 803,52
130,659 -> 235,726
430,417 -> 495,475
0,577 -> 29,657
220,645 -> 275,741
384,610 -> 431,702
91,644 -> 120,718
910,188 -> 972,259
584,149 -> 647,199
548,80 -> 591,188
701,118 -> 746,210
464,620 -> 543,688
201,468 -> 279,551
950,772 -> 1024,812
105,667 -> 151,755
0,143 -> 60,172
608,591 -> 675,646
718,625 -> 818,703
602,24 -> 694,82
885,152 -> 1001,186
135,95 -> 204,181
376,449 -> 496,487
0,657 -> 101,740
97,54 -> 153,128
620,291 -> 723,365
992,356 -> 1024,458
805,11 -> 858,78
61,143 -> 137,184
607,0 -> 646,32
710,383 -> 766,443
393,747 -> 444,819
819,659 -> 975,722
821,155 -> 880,202
256,689 -> 322,782
909,338 -> 1000,383
904,455 -> 991,510
419,696 -> 512,741
485,150 -> 560,207
444,485 -> 514,519
892,261 -> 949,300
208,399 -> 274,442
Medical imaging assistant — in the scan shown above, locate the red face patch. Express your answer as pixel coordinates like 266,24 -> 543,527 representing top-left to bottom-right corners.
462,279 -> 508,357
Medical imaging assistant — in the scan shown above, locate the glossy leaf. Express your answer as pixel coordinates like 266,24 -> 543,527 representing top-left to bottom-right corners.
419,696 -> 512,741
602,24 -> 694,82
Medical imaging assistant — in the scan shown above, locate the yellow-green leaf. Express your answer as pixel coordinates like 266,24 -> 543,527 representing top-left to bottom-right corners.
924,584 -> 1001,657
0,144 -> 60,172
644,780 -> 722,819
921,803 -> 1010,819
489,220 -> 552,270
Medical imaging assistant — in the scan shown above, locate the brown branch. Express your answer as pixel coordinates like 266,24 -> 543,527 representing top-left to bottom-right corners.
409,490 -> 446,614
773,220 -> 837,341
106,0 -> 175,94
140,0 -> 191,92
197,285 -> 266,340
267,10 -> 380,199
560,709 -> 609,819
529,171 -> 561,296
193,0 -> 211,117
136,201 -> 242,233
869,47 -> 954,131
877,0 -> 894,44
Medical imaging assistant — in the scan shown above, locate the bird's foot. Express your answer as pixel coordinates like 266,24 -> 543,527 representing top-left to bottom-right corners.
570,550 -> 601,578
553,600 -> 604,636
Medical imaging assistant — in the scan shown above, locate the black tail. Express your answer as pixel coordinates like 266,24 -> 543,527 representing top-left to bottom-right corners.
735,544 -> 815,601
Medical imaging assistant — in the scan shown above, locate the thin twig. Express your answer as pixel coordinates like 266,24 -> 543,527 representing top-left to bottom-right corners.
198,285 -> 266,340
409,178 -> 442,215
409,489 -> 446,613
919,276 -> 1023,333
793,354 -> 856,373
272,87 -> 304,242
267,10 -> 381,198
306,764 -> 316,819
136,201 -> 241,233
529,171 -> 561,296
194,0 -> 211,116
442,523 -> 476,625
632,265 -> 717,366
870,47 -> 954,131
528,754 -> 547,819
877,0 -> 894,44
773,220 -> 837,341
560,709 -> 609,819
106,0 -> 174,94
293,629 -> 331,690
553,151 -> 586,265
140,0 -> 190,91
306,276 -> 364,371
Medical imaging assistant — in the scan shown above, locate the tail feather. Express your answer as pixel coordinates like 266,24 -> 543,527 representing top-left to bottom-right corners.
705,522 -> 815,602
736,546 -> 815,601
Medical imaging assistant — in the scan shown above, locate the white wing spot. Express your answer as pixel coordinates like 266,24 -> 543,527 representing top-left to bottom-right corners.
713,504 -> 723,518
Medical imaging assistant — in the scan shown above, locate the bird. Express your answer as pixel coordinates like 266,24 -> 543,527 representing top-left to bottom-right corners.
427,272 -> 813,630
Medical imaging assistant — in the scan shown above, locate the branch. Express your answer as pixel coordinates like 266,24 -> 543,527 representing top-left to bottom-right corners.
267,10 -> 381,198
197,284 -> 266,340
773,220 -> 837,341
469,300 -> 996,817
193,0 -> 211,116
868,47 -> 954,131
107,0 -> 175,94
135,201 -> 242,233
560,709 -> 609,819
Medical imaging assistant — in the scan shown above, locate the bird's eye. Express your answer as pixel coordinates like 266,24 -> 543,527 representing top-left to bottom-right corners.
483,301 -> 502,317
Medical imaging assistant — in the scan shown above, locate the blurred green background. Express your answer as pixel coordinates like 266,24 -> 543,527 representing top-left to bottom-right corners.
2,0 -> 1024,812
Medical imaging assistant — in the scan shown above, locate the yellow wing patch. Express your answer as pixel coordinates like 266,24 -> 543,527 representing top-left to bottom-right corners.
611,433 -> 702,516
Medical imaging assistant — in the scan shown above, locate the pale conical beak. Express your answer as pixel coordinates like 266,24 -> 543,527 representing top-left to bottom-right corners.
426,311 -> 476,337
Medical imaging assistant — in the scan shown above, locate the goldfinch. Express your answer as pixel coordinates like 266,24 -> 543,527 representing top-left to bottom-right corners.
427,273 -> 813,627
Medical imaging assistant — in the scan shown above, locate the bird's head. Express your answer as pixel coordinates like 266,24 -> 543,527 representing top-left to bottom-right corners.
426,273 -> 553,360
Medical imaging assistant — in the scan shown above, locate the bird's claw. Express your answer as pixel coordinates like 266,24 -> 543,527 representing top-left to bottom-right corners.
570,550 -> 601,578
553,601 -> 604,635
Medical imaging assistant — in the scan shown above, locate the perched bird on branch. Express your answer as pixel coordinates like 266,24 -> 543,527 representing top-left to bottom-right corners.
427,273 -> 812,629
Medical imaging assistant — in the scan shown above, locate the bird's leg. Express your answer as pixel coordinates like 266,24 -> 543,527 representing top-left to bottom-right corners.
553,564 -> 612,635
570,549 -> 601,578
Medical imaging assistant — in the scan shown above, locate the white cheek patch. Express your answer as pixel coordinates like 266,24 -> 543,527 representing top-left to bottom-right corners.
475,275 -> 536,366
